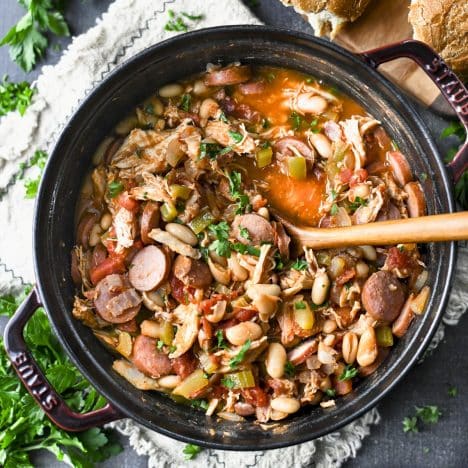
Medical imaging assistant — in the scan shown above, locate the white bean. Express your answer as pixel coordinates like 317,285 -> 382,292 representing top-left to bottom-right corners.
270,410 -> 289,421
296,94 -> 328,114
225,322 -> 262,346
88,223 -> 102,247
309,133 -> 332,159
350,183 -> 370,200
253,294 -> 278,322
355,261 -> 369,279
357,327 -> 378,367
158,375 -> 181,389
246,284 -> 281,301
271,397 -> 301,414
227,255 -> 249,281
193,79 -> 209,95
311,270 -> 330,305
359,245 -> 377,262
158,83 -> 184,98
342,331 -> 358,364
322,319 -> 337,334
199,98 -> 220,120
142,290 -> 165,311
165,223 -> 198,246
257,207 -> 270,220
100,212 -> 112,231
115,114 -> 138,136
265,342 -> 287,378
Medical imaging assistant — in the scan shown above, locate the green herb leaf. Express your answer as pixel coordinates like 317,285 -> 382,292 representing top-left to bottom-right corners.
229,339 -> 251,368
183,443 -> 203,460
180,93 -> 191,112
239,227 -> 250,240
0,76 -> 35,116
221,376 -> 236,389
294,301 -> 306,310
227,170 -> 251,214
231,242 -> 260,257
291,258 -> 308,271
23,149 -> 47,199
1,2 -> 69,72
325,388 -> 336,398
339,364 -> 358,381
448,385 -> 458,397
403,416 -> 419,433
215,329 -> 229,350
108,180 -> 124,198
330,203 -> 339,215
165,10 -> 204,33
440,121 -> 465,140
348,197 -> 368,213
228,130 -> 243,144
190,399 -> 209,410
284,361 -> 296,378
157,340 -> 164,350
415,405 -> 441,424
289,111 -> 302,130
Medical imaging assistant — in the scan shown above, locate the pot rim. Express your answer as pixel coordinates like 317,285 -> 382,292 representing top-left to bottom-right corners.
33,25 -> 456,450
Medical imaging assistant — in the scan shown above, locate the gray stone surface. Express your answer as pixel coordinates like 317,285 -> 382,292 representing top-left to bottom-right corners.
1,1 -> 467,467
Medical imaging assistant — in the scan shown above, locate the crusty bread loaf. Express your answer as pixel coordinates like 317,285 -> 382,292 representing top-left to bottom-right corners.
280,0 -> 372,38
409,0 -> 468,79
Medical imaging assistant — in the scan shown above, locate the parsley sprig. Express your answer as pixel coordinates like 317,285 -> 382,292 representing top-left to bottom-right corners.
0,0 -> 70,71
339,364 -> 358,381
183,443 -> 203,460
164,10 -> 204,32
228,339 -> 251,369
21,149 -> 47,199
0,287 -> 122,466
402,405 -> 442,433
227,170 -> 251,214
0,76 -> 35,116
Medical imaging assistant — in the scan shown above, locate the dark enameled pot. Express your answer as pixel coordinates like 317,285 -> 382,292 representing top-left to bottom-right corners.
4,26 -> 468,450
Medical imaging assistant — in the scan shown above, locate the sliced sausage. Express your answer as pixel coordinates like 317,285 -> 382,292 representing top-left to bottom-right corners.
362,271 -> 405,323
287,339 -> 318,365
173,255 -> 212,289
273,137 -> 314,161
237,80 -> 266,95
404,181 -> 426,218
171,351 -> 198,380
128,245 -> 170,291
90,255 -> 126,285
141,201 -> 160,244
132,335 -> 172,378
273,221 -> 291,259
94,274 -> 141,323
76,212 -> 98,249
204,65 -> 252,86
392,294 -> 415,337
387,151 -> 412,187
376,201 -> 401,222
232,214 -> 275,245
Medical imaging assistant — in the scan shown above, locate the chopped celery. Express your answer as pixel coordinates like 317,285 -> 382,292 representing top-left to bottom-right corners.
161,201 -> 178,222
173,369 -> 209,399
170,184 -> 192,201
293,302 -> 315,330
189,209 -> 215,234
227,370 -> 255,389
256,146 -> 273,168
376,326 -> 394,347
288,156 -> 307,180
160,321 -> 174,346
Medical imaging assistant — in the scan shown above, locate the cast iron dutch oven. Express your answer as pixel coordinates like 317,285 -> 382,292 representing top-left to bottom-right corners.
4,26 -> 468,450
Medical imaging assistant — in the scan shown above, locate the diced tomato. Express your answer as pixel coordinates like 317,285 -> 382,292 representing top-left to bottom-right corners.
349,168 -> 368,187
171,352 -> 198,380
116,191 -> 140,213
170,275 -> 189,304
241,386 -> 269,407
90,256 -> 126,285
234,308 -> 258,322
200,291 -> 241,315
339,168 -> 353,184
386,246 -> 414,270
336,268 -> 356,286
201,317 -> 213,339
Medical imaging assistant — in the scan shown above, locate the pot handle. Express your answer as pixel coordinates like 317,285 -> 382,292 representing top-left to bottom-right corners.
360,40 -> 468,184
3,287 -> 122,431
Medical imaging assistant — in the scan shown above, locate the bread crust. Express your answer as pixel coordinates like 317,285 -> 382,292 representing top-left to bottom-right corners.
409,0 -> 468,79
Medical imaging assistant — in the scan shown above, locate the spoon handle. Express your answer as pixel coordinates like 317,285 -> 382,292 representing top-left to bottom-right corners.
286,212 -> 468,249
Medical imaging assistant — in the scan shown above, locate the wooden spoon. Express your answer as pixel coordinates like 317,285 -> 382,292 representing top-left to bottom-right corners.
272,211 -> 468,250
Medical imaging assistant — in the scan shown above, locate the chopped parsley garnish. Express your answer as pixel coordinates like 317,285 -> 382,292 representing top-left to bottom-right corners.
183,443 -> 202,460
415,405 -> 441,424
227,170 -> 251,214
108,180 -> 124,198
228,130 -> 243,144
219,112 -> 229,123
208,221 -> 231,257
215,329 -> 229,350
274,251 -> 284,271
448,385 -> 458,397
294,301 -> 306,310
164,10 -> 204,32
339,364 -> 358,381
419,172 -> 428,182
231,243 -> 260,257
403,416 -> 419,433
289,111 -> 302,130
180,93 -> 191,112
440,121 -> 465,140
284,361 -> 296,378
199,142 -> 231,160
330,188 -> 337,200
0,76 -> 35,116
239,227 -> 250,240
157,340 -> 164,350
309,118 -> 320,133
330,203 -> 339,215
291,258 -> 308,271
348,197 -> 368,213
221,376 -> 236,389
23,149 -> 47,199
228,339 -> 251,368
169,345 -> 177,353
190,399 -> 209,411
325,388 -> 336,398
